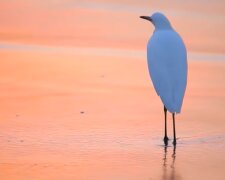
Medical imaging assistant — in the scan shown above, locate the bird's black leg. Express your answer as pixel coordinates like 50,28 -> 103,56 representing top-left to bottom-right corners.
164,106 -> 169,145
172,113 -> 176,146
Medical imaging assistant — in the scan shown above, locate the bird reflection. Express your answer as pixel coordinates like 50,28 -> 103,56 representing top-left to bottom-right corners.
162,145 -> 181,180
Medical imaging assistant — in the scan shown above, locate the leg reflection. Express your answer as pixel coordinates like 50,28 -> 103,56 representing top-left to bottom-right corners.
170,146 -> 176,179
171,146 -> 176,168
162,145 -> 181,180
162,146 -> 168,180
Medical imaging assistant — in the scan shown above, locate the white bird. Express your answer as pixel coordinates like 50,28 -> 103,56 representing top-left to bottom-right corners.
140,12 -> 187,145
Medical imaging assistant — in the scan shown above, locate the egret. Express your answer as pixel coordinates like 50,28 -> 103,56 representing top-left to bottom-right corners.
140,12 -> 187,146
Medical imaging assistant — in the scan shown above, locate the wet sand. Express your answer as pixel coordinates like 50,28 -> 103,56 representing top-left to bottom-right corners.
0,50 -> 225,179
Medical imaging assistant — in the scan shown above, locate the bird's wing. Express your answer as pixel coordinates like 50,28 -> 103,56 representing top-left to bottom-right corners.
147,30 -> 187,113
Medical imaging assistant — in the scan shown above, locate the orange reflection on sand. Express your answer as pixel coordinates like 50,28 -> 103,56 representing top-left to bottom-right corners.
1,49 -> 225,179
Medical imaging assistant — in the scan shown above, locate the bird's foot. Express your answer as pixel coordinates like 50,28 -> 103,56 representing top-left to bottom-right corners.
173,139 -> 177,146
164,136 -> 169,146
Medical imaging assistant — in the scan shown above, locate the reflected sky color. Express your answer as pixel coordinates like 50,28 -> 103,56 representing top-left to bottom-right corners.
0,0 -> 225,54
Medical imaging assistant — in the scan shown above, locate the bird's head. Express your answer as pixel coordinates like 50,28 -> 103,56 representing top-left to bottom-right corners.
140,12 -> 172,30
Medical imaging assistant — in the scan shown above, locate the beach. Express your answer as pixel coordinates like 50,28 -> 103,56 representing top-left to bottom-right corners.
0,49 -> 225,179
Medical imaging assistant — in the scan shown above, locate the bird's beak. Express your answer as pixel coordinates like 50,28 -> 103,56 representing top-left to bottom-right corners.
140,16 -> 152,22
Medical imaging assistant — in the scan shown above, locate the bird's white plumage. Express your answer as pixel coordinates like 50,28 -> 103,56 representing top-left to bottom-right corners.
147,13 -> 187,113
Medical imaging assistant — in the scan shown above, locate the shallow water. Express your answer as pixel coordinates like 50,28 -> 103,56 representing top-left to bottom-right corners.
0,51 -> 225,179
